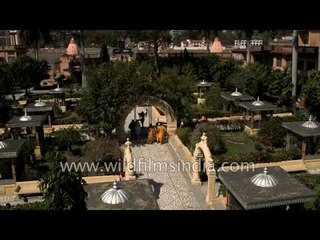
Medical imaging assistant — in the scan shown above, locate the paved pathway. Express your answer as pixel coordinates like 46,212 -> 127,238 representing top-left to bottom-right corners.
131,143 -> 208,210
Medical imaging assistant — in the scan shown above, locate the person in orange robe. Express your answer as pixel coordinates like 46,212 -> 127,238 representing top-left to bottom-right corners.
156,123 -> 167,144
147,124 -> 156,144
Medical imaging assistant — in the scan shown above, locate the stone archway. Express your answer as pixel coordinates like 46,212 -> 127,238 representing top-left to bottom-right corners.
191,133 -> 217,205
116,96 -> 177,141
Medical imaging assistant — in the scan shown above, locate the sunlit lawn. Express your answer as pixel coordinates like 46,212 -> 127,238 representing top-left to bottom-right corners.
221,131 -> 258,156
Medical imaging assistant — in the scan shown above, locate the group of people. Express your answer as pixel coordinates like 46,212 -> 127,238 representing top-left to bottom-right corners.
128,109 -> 167,145
147,122 -> 167,144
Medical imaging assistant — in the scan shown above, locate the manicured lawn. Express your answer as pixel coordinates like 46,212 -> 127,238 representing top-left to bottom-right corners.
221,132 -> 258,156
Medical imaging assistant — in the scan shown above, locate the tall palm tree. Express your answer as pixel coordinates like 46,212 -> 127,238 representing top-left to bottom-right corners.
20,29 -> 51,60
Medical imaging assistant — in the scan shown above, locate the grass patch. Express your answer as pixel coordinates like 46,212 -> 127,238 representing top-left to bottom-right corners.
221,132 -> 257,156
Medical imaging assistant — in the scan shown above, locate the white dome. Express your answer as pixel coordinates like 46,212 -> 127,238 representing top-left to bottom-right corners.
20,109 -> 32,121
54,84 -> 63,92
252,96 -> 264,106
231,88 -> 242,96
34,98 -> 46,107
0,141 -> 7,149
302,115 -> 318,129
251,167 -> 278,187
101,181 -> 130,204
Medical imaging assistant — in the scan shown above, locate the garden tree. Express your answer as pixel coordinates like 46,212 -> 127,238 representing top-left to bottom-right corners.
0,60 -> 16,101
40,150 -> 87,211
79,61 -> 154,135
153,67 -> 194,123
99,42 -> 110,63
257,117 -> 287,149
128,30 -> 171,76
302,71 -> 320,119
85,137 -> 121,162
266,68 -> 293,107
211,58 -> 238,87
225,63 -> 271,98
20,29 -> 51,60
190,122 -> 226,155
296,173 -> 320,210
194,54 -> 221,81
12,55 -> 49,95
53,127 -> 82,152
205,84 -> 223,111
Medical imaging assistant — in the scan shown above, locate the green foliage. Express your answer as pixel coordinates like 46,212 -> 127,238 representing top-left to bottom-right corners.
40,150 -> 87,210
0,201 -> 47,210
79,61 -> 153,134
205,85 -> 223,111
0,60 -> 15,99
190,122 -> 226,155
79,62 -> 193,135
53,127 -> 82,151
225,63 -> 271,98
296,173 -> 320,210
99,42 -> 110,63
191,105 -> 227,119
11,55 -> 49,93
258,118 -> 287,148
54,112 -> 79,125
216,148 -> 301,167
302,71 -> 320,119
176,127 -> 192,146
155,67 -> 194,121
266,68 -> 293,107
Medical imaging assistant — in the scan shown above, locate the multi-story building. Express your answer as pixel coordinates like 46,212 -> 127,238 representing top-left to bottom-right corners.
0,30 -> 27,63
231,30 -> 320,76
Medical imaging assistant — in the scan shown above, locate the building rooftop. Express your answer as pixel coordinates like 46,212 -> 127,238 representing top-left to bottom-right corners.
282,120 -> 320,137
239,100 -> 279,112
25,102 -> 54,113
0,139 -> 26,159
85,179 -> 159,210
218,166 -> 315,210
6,115 -> 47,128
221,91 -> 254,102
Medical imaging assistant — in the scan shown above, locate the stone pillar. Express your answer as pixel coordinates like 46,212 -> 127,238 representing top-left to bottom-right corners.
302,139 -> 307,160
11,158 -> 16,182
206,161 -> 216,205
191,144 -> 201,185
48,113 -> 52,127
286,132 -> 291,151
124,138 -> 136,180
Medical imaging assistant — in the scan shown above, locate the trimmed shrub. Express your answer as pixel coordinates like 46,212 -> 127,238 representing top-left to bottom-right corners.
190,122 -> 226,155
176,127 -> 192,146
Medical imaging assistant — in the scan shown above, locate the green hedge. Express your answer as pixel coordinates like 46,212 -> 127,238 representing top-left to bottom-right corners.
216,148 -> 301,167
191,105 -> 229,118
176,127 -> 192,146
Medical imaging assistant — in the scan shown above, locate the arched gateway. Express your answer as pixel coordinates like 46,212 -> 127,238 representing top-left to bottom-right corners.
116,96 -> 177,141
191,133 -> 217,205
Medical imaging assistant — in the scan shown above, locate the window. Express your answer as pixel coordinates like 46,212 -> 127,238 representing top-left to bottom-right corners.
7,56 -> 15,64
